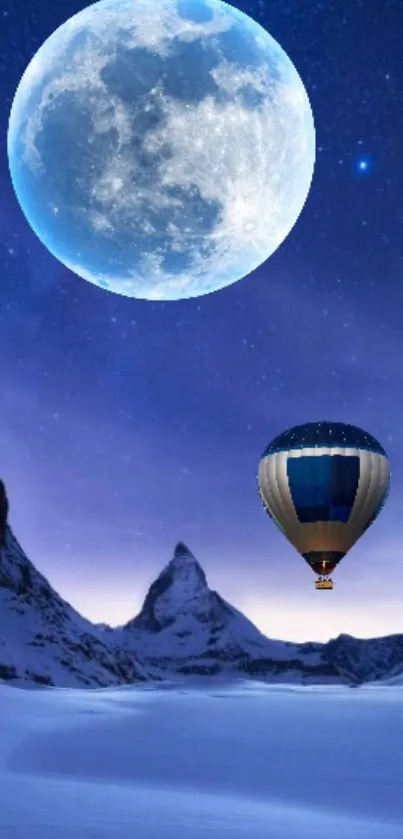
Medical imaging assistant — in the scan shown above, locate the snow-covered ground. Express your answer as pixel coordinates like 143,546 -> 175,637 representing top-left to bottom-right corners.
0,679 -> 402,838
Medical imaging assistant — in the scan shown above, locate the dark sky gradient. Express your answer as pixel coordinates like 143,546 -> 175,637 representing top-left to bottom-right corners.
0,0 -> 402,641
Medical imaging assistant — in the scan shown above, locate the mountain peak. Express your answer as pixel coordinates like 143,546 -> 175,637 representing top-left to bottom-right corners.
126,542 -> 211,633
173,541 -> 194,559
169,541 -> 205,580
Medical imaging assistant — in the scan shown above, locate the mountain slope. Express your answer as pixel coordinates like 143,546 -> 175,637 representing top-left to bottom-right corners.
0,526 -> 147,688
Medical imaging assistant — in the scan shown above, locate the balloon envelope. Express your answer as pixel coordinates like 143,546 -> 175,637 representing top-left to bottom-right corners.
258,421 -> 390,576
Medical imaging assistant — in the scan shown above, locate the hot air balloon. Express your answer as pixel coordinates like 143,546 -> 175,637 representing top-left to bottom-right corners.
257,421 -> 390,590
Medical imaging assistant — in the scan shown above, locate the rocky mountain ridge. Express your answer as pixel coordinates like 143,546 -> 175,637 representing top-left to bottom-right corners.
1,519 -> 402,688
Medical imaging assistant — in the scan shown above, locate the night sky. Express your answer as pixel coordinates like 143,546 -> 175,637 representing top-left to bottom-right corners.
0,0 -> 402,643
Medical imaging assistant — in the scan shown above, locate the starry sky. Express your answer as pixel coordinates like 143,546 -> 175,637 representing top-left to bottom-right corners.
0,0 -> 402,643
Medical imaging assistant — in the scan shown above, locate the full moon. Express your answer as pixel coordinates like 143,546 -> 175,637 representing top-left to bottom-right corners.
7,0 -> 315,300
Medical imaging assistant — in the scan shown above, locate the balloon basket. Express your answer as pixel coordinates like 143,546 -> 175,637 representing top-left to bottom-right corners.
315,579 -> 333,590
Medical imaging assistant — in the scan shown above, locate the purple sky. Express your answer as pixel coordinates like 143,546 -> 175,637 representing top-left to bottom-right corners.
0,0 -> 402,642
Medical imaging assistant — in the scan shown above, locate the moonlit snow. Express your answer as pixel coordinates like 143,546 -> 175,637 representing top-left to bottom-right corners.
7,0 -> 315,300
0,681 -> 402,838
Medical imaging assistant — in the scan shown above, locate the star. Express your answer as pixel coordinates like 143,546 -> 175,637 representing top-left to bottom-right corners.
355,156 -> 372,175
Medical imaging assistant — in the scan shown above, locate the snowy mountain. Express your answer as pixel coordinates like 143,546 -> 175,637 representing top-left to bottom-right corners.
1,512 -> 403,688
118,542 -> 340,681
0,525 -> 147,688
119,542 -> 403,685
324,633 -> 403,685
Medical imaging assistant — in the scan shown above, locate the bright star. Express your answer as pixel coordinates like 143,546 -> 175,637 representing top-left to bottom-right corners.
355,156 -> 372,175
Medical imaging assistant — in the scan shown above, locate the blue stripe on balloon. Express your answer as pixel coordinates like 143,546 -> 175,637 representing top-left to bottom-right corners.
286,454 -> 360,523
